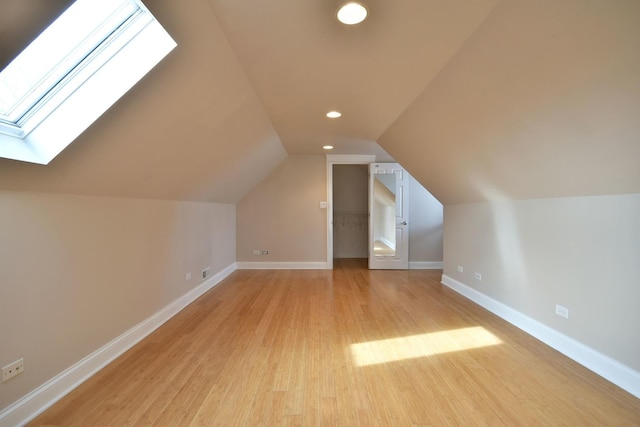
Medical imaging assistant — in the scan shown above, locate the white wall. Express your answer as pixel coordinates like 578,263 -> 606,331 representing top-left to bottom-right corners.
237,158 -> 443,266
236,156 -> 327,264
0,192 -> 236,413
409,176 -> 443,264
443,193 -> 640,372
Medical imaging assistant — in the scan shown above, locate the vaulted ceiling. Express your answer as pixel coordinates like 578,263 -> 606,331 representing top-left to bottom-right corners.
380,0 -> 640,204
208,0 -> 498,156
0,0 -> 638,204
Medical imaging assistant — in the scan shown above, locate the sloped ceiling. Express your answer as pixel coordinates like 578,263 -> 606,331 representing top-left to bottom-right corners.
0,0 -> 638,204
379,0 -> 640,204
0,0 -> 287,203
207,0 -> 499,155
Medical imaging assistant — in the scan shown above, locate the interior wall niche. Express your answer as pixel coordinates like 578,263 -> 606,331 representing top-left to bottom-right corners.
332,164 -> 368,258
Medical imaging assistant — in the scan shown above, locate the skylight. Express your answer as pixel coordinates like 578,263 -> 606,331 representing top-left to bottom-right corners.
0,0 -> 176,164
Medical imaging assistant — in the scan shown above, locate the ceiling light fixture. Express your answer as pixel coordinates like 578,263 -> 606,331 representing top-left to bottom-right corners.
323,145 -> 334,150
337,2 -> 368,25
326,111 -> 342,118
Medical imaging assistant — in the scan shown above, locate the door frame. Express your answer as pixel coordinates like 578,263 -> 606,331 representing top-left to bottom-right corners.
326,154 -> 376,269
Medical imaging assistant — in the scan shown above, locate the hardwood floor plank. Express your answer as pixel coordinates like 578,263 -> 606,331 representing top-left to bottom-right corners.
27,259 -> 640,426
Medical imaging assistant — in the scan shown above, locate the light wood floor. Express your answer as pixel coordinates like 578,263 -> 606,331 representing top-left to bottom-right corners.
29,259 -> 640,426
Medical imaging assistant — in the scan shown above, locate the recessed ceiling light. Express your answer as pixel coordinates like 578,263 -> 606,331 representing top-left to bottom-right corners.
326,111 -> 342,118
337,2 -> 368,25
323,145 -> 334,150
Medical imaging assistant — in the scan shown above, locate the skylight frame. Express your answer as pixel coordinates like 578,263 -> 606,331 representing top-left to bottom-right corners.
0,0 -> 139,129
0,0 -> 176,164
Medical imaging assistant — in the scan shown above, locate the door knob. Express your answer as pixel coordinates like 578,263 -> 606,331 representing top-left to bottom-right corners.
401,221 -> 408,225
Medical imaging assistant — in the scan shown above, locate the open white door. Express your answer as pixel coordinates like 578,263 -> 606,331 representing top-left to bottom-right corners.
369,163 -> 409,269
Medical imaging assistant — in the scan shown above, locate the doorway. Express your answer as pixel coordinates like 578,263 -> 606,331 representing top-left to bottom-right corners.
325,155 -> 376,269
333,164 -> 368,259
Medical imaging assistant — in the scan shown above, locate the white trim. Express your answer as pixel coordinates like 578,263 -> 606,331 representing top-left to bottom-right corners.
326,155 -> 376,270
0,263 -> 237,427
409,261 -> 444,269
441,274 -> 640,399
325,154 -> 376,163
237,262 -> 329,270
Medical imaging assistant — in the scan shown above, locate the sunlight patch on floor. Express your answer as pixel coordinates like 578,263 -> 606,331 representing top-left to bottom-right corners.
351,326 -> 502,367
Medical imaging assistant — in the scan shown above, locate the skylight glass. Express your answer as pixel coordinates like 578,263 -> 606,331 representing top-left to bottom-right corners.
0,0 -> 138,127
0,0 -> 176,164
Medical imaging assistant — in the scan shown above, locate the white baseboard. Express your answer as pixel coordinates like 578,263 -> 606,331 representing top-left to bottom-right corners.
441,274 -> 640,399
236,261 -> 329,270
0,263 -> 238,427
409,261 -> 444,270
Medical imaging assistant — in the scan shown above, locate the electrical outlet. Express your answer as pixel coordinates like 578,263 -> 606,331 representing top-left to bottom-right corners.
555,304 -> 569,319
2,358 -> 24,382
186,272 -> 191,281
475,272 -> 482,280
252,250 -> 260,255
457,265 -> 464,273
261,250 -> 269,255
202,267 -> 211,280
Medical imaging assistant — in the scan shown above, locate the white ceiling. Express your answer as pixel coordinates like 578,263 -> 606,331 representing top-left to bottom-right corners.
0,0 -> 638,204
380,0 -> 640,203
208,0 -> 499,156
